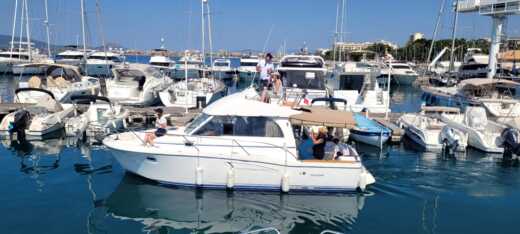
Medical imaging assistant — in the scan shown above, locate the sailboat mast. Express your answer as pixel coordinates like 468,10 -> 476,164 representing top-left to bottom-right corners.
10,0 -> 19,59
201,0 -> 205,64
427,0 -> 446,66
206,0 -> 213,70
24,0 -> 32,61
80,0 -> 88,73
18,0 -> 25,57
449,0 -> 460,72
44,0 -> 52,58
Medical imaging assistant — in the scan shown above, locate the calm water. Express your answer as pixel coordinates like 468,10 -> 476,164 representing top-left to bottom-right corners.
1,73 -> 520,234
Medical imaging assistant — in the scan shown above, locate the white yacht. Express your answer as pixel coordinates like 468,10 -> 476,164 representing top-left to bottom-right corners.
85,51 -> 124,77
440,107 -> 506,153
0,45 -> 51,74
158,78 -> 227,108
103,91 -> 375,192
237,56 -> 259,83
422,78 -> 520,118
65,95 -> 129,141
15,63 -> 100,103
378,62 -> 418,86
55,47 -> 90,66
211,58 -> 235,80
329,62 -> 390,114
171,56 -> 204,80
275,55 -> 329,104
0,88 -> 75,140
149,48 -> 175,75
458,48 -> 489,80
106,63 -> 170,106
398,106 -> 468,152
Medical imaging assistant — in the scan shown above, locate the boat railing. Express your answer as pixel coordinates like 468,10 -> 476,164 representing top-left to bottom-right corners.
231,139 -> 250,156
162,133 -> 299,160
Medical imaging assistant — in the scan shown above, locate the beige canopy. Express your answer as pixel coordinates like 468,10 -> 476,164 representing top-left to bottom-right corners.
459,78 -> 519,88
289,107 -> 356,129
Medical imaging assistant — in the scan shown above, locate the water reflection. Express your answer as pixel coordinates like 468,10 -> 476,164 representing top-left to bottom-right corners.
105,174 -> 367,233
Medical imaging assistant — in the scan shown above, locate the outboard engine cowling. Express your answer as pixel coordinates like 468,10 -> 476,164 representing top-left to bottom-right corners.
9,110 -> 31,141
501,128 -> 520,159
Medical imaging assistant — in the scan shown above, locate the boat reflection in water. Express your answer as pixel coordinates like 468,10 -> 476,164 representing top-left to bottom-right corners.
106,174 -> 367,233
1,137 -> 73,191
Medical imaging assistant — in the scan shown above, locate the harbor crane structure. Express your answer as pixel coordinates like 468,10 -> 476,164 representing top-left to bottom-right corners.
457,0 -> 520,78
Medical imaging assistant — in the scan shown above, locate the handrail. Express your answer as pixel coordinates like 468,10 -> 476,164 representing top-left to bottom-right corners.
242,227 -> 281,234
163,132 -> 299,160
231,139 -> 250,156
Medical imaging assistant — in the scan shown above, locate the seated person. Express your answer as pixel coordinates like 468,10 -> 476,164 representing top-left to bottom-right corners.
144,108 -> 167,146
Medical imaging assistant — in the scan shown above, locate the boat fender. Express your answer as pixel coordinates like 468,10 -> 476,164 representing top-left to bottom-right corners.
226,168 -> 235,189
281,173 -> 290,193
196,167 -> 203,186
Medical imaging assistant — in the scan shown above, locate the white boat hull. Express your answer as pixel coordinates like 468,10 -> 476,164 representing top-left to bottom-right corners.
104,133 -> 374,192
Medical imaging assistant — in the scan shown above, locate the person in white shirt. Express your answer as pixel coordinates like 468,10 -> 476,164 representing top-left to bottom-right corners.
256,53 -> 274,89
144,108 -> 167,146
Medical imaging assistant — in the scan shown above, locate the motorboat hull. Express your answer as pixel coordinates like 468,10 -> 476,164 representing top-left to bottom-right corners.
350,129 -> 390,147
104,133 -> 374,193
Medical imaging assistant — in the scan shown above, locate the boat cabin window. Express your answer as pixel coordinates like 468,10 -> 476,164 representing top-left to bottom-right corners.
282,70 -> 325,90
193,116 -> 284,137
339,74 -> 365,92
151,62 -> 171,67
56,55 -> 84,60
89,56 -> 122,62
0,54 -> 29,60
214,62 -> 229,67
240,62 -> 257,67
391,65 -> 411,70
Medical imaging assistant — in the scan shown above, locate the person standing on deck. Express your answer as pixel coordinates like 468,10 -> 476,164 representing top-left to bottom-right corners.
256,53 -> 274,89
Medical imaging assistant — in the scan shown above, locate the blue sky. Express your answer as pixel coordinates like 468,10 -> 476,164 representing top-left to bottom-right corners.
1,0 -> 519,51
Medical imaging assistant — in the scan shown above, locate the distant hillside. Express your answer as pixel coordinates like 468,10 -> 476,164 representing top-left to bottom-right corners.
0,34 -> 125,51
0,34 -> 58,50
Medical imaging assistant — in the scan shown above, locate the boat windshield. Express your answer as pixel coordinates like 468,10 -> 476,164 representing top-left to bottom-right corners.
391,65 -> 411,70
185,113 -> 211,134
282,70 -> 326,90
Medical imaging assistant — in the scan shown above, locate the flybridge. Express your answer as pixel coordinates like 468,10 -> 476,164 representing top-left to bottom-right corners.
457,0 -> 520,15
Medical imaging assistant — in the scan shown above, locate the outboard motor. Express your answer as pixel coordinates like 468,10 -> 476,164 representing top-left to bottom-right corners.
441,127 -> 459,156
9,110 -> 31,142
501,128 -> 520,160
137,76 -> 146,91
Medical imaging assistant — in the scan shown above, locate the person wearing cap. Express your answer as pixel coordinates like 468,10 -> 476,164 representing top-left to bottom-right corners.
144,108 -> 167,146
310,127 -> 328,160
256,53 -> 274,89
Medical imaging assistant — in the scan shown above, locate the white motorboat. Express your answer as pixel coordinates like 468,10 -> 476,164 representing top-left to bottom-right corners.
329,61 -> 390,114
65,95 -> 129,141
398,106 -> 468,152
458,48 -> 489,80
171,56 -> 204,80
149,49 -> 175,76
15,63 -> 101,103
104,91 -> 375,192
275,55 -> 329,104
159,78 -> 227,108
106,174 -> 366,233
422,78 -> 520,118
440,106 -> 506,153
0,88 -> 75,140
211,58 -> 235,80
106,63 -> 170,106
378,62 -> 418,86
55,48 -> 89,66
237,56 -> 259,83
85,51 -> 124,77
